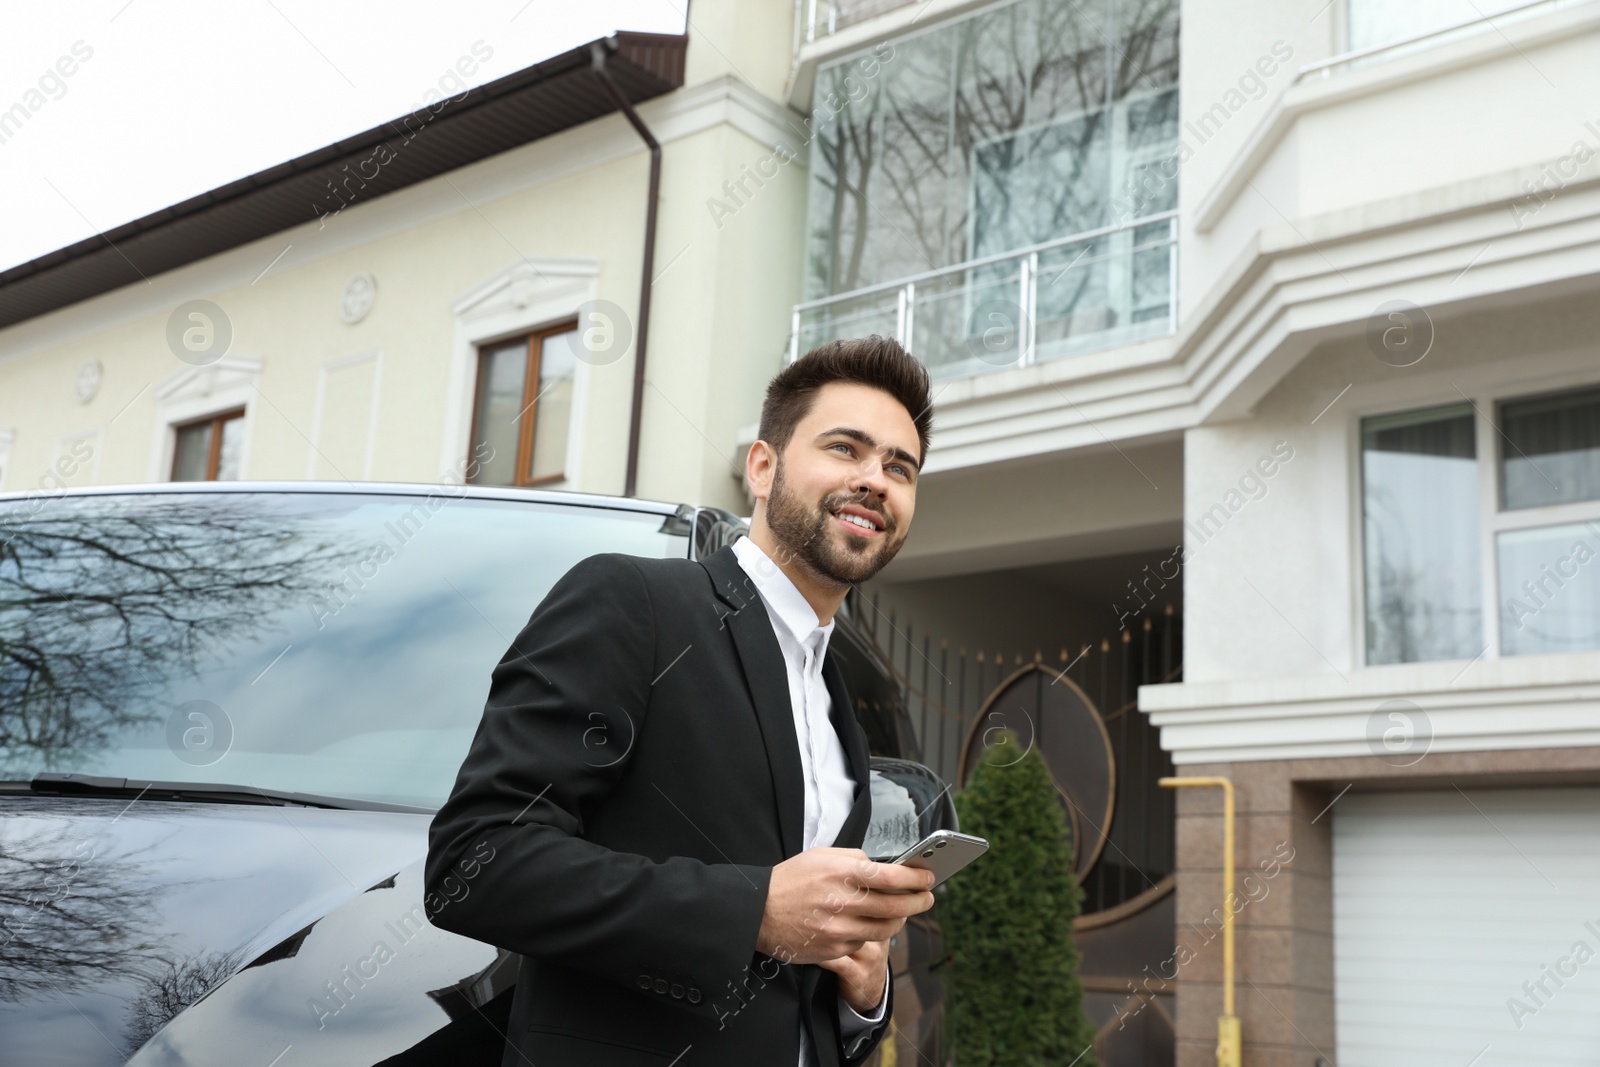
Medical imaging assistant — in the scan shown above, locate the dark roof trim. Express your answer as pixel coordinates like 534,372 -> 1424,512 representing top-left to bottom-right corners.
0,31 -> 687,332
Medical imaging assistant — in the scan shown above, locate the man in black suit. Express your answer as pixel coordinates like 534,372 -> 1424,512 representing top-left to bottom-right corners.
425,337 -> 938,1066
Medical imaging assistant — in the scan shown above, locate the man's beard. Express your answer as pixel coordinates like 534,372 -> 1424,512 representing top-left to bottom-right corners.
764,459 -> 906,585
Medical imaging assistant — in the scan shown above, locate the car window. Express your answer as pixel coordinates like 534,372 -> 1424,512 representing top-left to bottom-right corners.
0,491 -> 688,808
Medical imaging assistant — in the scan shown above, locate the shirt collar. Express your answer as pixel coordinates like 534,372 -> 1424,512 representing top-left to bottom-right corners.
731,535 -> 835,654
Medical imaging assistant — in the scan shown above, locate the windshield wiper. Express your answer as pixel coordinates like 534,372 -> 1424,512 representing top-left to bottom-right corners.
2,773 -> 433,814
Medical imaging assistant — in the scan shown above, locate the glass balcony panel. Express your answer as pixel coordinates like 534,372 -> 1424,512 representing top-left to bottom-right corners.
910,261 -> 1026,377
795,215 -> 1176,378
795,289 -> 900,358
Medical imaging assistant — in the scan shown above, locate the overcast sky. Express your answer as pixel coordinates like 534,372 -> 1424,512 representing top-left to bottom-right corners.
0,0 -> 687,274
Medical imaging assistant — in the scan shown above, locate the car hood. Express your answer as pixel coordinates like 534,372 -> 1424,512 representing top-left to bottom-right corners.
1,795 -> 503,1066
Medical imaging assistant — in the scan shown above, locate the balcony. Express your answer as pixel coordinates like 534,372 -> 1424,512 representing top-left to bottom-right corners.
790,212 -> 1177,379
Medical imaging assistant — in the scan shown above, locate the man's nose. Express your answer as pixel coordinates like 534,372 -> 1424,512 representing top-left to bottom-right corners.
848,455 -> 888,492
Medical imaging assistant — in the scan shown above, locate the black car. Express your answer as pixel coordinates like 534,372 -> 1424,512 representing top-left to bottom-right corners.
0,483 -> 952,1066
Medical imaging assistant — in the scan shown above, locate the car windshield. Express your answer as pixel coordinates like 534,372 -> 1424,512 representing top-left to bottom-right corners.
0,490 -> 690,808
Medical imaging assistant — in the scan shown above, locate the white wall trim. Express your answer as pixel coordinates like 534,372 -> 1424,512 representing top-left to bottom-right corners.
147,354 -> 263,482
1142,649 -> 1600,764
53,426 -> 104,487
305,347 -> 384,481
440,258 -> 599,487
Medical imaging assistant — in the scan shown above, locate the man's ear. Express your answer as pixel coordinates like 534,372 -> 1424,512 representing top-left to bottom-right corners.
746,440 -> 776,501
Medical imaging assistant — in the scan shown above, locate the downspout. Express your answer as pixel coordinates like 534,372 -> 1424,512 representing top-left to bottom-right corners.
591,39 -> 660,499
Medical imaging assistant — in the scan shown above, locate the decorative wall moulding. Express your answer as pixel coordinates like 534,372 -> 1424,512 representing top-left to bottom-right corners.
341,272 -> 377,324
74,358 -> 102,404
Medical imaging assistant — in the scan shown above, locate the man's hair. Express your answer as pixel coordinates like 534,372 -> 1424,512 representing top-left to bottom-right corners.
758,336 -> 934,465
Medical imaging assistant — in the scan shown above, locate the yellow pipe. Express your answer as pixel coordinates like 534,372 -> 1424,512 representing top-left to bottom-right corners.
1161,775 -> 1240,1067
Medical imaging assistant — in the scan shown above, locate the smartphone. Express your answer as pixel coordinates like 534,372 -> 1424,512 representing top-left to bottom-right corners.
884,830 -> 988,891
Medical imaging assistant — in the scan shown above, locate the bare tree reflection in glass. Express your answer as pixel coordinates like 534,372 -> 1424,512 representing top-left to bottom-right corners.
0,496 -> 347,775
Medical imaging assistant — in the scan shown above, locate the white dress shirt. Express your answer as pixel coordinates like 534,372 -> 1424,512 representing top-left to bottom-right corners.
731,535 -> 891,1067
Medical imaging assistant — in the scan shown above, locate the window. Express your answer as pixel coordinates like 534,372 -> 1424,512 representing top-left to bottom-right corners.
171,409 -> 245,481
1361,404 -> 1481,665
467,321 -> 578,487
797,0 -> 1180,374
1361,385 -> 1600,664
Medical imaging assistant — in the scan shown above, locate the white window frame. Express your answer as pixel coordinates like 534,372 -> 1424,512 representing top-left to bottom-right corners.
442,258 -> 598,490
148,354 -> 262,483
1477,383 -> 1600,660
1346,354 -> 1600,669
167,407 -> 249,483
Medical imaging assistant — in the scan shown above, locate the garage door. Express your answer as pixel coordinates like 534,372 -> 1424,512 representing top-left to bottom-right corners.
1334,787 -> 1600,1066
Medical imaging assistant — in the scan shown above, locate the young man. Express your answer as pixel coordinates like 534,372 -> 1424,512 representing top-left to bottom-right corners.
425,336 -> 936,1067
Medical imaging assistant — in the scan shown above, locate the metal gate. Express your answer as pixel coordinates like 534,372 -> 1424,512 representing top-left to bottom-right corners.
845,587 -> 1183,1066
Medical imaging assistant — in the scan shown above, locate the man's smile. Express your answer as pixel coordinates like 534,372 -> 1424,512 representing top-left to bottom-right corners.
830,503 -> 885,537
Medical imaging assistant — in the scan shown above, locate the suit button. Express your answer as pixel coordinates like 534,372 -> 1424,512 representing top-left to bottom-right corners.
670,983 -> 684,998
686,987 -> 702,1004
637,974 -> 652,990
653,978 -> 669,995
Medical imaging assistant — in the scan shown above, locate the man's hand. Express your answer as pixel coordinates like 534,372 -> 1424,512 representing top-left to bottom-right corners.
755,847 -> 935,966
818,937 -> 890,1015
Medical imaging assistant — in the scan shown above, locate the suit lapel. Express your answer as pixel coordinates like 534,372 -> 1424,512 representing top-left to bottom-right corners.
699,544 -> 806,859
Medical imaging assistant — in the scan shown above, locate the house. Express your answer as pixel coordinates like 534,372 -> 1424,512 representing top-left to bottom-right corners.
3,0 -> 1599,1064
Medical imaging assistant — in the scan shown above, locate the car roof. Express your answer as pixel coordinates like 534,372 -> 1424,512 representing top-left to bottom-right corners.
0,480 -> 689,516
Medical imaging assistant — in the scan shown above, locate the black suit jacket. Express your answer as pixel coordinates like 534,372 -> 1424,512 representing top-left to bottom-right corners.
425,542 -> 892,1067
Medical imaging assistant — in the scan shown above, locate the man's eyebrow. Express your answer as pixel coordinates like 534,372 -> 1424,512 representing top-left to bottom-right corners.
814,426 -> 921,473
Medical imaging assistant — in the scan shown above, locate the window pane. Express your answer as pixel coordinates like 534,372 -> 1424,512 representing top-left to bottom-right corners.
530,329 -> 577,482
1362,404 -> 1481,664
171,422 -> 213,482
469,339 -> 527,486
215,415 -> 245,481
1119,90 -> 1180,221
972,103 -> 1109,260
806,17 -> 954,295
0,492 -> 690,807
1348,0 -> 1528,51
1499,386 -> 1600,510
1498,522 -> 1600,656
966,0 -> 1107,258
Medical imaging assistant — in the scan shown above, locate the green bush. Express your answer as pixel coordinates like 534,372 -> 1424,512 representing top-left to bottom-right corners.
942,729 -> 1098,1067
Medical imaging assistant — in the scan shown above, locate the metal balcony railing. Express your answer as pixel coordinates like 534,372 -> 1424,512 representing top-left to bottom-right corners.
790,211 -> 1178,378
